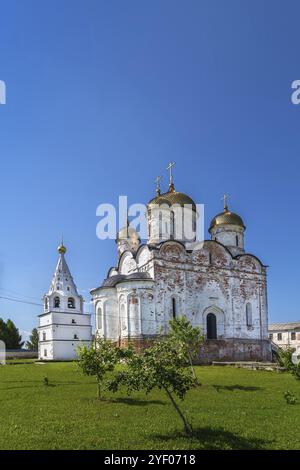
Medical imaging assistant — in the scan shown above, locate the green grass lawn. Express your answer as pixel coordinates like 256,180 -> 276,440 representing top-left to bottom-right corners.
0,362 -> 299,450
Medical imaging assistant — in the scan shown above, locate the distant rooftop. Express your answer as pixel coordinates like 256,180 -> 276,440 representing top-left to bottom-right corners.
269,322 -> 300,331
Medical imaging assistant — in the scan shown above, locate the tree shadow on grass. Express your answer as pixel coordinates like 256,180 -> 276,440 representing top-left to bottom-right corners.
153,427 -> 271,450
0,379 -> 94,387
213,384 -> 263,393
111,397 -> 166,406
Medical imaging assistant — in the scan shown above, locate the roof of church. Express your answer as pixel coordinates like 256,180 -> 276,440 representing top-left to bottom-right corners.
48,244 -> 79,296
269,322 -> 300,331
117,224 -> 140,241
101,272 -> 152,288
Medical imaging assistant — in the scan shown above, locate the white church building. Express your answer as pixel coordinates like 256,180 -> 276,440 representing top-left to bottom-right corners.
91,167 -> 272,363
38,243 -> 92,360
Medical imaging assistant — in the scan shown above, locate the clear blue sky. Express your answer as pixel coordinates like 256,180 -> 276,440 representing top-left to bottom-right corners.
0,0 -> 299,339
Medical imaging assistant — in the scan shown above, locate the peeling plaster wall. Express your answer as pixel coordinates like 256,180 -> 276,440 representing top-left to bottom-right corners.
92,237 -> 270,361
149,242 -> 268,341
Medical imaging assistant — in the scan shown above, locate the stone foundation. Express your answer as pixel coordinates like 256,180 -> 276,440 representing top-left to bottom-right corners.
115,336 -> 272,364
116,336 -> 157,351
195,338 -> 272,364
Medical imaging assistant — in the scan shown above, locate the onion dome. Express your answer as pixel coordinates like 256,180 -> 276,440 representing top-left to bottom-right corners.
117,224 -> 140,241
148,186 -> 196,211
209,205 -> 245,232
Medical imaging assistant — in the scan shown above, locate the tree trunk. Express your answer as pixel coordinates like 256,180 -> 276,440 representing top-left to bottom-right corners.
163,386 -> 193,436
97,378 -> 101,399
187,350 -> 196,379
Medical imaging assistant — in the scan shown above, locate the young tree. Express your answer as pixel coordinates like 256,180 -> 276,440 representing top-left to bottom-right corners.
77,336 -> 119,399
26,328 -> 39,351
109,337 -> 197,436
168,316 -> 204,379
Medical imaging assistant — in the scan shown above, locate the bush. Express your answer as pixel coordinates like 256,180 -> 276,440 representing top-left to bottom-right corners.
275,347 -> 295,371
284,390 -> 297,405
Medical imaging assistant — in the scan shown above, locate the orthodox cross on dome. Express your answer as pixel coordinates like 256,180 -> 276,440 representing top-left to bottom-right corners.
222,193 -> 229,212
166,161 -> 175,191
155,175 -> 162,196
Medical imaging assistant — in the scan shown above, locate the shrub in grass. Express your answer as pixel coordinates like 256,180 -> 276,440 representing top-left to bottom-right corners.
284,391 -> 297,405
43,376 -> 49,386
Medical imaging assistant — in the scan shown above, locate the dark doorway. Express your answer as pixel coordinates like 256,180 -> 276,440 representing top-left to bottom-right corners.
207,313 -> 217,339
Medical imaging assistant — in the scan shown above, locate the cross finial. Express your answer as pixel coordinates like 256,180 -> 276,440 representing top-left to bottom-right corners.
222,193 -> 229,211
155,175 -> 162,196
166,161 -> 175,191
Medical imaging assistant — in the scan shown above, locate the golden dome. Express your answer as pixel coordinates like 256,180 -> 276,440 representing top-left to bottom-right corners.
209,209 -> 245,231
148,186 -> 196,211
117,225 -> 140,241
58,243 -> 67,254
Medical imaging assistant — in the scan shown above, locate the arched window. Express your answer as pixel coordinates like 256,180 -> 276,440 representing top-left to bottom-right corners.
236,235 -> 239,247
192,213 -> 196,234
207,313 -> 217,339
172,298 -> 176,319
170,211 -> 175,239
246,303 -> 252,327
54,296 -> 60,308
97,307 -> 102,330
68,297 -> 75,309
42,332 -> 46,341
159,212 -> 163,238
44,298 -> 48,310
209,253 -> 212,265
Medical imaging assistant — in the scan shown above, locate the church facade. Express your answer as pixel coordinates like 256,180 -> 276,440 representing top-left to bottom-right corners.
38,243 -> 92,360
91,173 -> 272,363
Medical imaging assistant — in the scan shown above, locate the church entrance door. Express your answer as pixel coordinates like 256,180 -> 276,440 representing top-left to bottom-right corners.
207,313 -> 217,339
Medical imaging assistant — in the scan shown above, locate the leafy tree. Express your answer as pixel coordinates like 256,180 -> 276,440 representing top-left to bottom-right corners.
0,318 -> 24,349
77,336 -> 120,399
292,363 -> 300,380
0,318 -> 9,346
276,347 -> 295,371
109,337 -> 197,436
26,328 -> 39,351
276,346 -> 300,380
168,316 -> 204,379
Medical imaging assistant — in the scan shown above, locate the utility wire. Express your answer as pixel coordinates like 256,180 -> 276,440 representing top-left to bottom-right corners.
0,296 -> 42,307
0,288 -> 42,302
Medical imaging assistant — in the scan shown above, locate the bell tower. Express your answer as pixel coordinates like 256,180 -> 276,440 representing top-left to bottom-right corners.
38,242 -> 92,360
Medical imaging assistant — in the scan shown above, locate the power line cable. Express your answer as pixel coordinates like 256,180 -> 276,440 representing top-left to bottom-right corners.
0,295 -> 42,307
